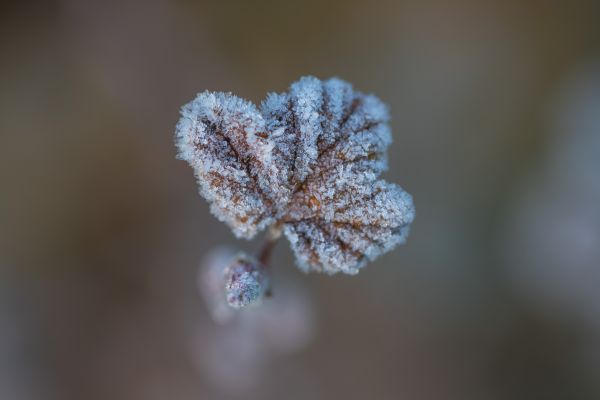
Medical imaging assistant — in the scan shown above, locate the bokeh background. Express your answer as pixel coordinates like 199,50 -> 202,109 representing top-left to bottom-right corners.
1,1 -> 599,399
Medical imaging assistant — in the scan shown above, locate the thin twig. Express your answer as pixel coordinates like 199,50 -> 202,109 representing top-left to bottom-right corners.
256,224 -> 283,297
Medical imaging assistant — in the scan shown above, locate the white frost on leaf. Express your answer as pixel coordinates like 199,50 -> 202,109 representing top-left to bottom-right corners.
176,76 -> 415,274
175,92 -> 274,239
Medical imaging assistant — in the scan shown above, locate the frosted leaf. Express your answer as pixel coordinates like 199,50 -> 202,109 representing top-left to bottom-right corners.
284,181 -> 414,274
175,92 -> 274,239
224,253 -> 270,308
176,76 -> 415,274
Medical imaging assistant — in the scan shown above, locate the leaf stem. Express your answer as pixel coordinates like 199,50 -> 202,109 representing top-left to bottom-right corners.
257,224 -> 283,297
257,224 -> 282,265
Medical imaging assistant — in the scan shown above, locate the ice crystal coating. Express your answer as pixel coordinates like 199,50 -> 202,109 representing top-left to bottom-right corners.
175,92 -> 274,239
176,76 -> 415,274
224,253 -> 270,309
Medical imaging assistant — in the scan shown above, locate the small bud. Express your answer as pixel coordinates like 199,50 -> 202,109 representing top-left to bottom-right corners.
224,254 -> 270,309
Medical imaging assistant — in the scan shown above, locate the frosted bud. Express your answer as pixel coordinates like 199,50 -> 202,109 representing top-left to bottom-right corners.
224,253 -> 270,309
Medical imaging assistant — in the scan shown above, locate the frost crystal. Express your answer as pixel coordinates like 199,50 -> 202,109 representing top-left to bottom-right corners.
176,76 -> 415,274
224,253 -> 270,308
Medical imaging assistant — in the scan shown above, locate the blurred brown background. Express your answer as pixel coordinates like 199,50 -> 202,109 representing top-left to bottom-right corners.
1,1 -> 600,399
